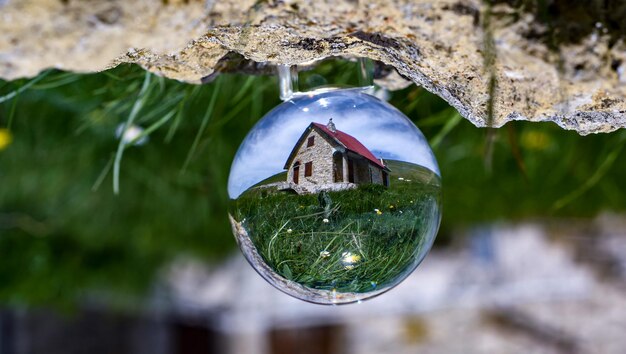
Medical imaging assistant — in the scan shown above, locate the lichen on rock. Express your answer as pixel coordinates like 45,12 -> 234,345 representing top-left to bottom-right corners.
0,0 -> 625,135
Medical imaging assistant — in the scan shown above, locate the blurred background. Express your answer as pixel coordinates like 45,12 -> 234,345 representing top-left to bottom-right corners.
1,59 -> 626,354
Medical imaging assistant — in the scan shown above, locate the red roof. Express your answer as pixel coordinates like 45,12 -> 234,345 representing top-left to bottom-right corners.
312,123 -> 386,169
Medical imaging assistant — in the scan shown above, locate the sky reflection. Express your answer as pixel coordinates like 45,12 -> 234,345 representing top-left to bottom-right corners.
228,88 -> 440,198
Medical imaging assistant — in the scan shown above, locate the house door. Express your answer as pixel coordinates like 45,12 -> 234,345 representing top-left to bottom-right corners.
293,162 -> 300,184
333,152 -> 343,182
347,159 -> 354,183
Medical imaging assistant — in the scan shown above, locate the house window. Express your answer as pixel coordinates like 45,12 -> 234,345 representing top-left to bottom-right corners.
307,136 -> 315,147
304,162 -> 312,177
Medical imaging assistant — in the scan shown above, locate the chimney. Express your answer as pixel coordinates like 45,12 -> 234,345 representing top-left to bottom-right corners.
327,118 -> 336,133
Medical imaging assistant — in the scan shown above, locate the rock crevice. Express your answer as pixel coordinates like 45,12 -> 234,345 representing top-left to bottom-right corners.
1,0 -> 625,134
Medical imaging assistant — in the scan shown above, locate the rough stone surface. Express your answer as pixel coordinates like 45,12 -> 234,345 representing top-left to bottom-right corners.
1,0 -> 625,135
259,181 -> 357,195
287,129 -> 337,189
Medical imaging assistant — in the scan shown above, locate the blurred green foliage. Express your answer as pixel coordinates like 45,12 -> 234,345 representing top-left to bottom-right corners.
0,61 -> 625,306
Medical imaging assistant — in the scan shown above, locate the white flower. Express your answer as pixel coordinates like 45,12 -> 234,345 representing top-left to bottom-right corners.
322,218 -> 329,223
398,177 -> 404,180
287,228 -> 293,233
116,123 -> 148,146
406,179 -> 412,182
320,250 -> 331,258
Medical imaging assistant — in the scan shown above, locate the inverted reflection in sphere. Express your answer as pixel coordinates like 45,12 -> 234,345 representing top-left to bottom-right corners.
228,88 -> 441,304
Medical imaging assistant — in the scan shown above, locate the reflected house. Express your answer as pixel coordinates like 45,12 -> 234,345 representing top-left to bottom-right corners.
283,119 -> 390,194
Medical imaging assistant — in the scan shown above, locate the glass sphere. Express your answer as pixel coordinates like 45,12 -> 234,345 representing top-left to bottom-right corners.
228,87 -> 441,304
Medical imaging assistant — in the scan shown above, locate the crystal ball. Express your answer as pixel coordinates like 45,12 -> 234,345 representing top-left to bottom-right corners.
228,88 -> 441,304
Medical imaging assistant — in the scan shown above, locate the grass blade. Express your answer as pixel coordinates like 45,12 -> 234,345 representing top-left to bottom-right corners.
113,72 -> 152,194
231,75 -> 256,103
0,70 -> 51,104
429,112 -> 462,149
165,86 -> 201,143
6,93 -> 19,129
180,78 -> 222,173
128,109 -> 178,146
92,155 -> 114,191
31,73 -> 80,90
552,140 -> 624,211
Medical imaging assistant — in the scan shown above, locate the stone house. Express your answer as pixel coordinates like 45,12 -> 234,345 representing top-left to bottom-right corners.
283,119 -> 390,194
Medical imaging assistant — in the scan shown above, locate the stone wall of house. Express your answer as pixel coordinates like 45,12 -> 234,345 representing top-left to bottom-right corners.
287,129 -> 336,190
354,159 -> 371,184
369,165 -> 384,185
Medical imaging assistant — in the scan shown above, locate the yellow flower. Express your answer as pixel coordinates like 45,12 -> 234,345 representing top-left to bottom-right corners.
0,129 -> 12,151
341,252 -> 361,269
521,130 -> 550,150
374,208 -> 382,215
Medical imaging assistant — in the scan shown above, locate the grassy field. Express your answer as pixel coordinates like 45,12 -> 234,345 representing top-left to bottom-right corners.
231,160 -> 441,294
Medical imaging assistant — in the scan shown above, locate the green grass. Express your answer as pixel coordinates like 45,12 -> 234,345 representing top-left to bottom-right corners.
253,171 -> 288,187
232,161 -> 441,294
1,60 -> 626,307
